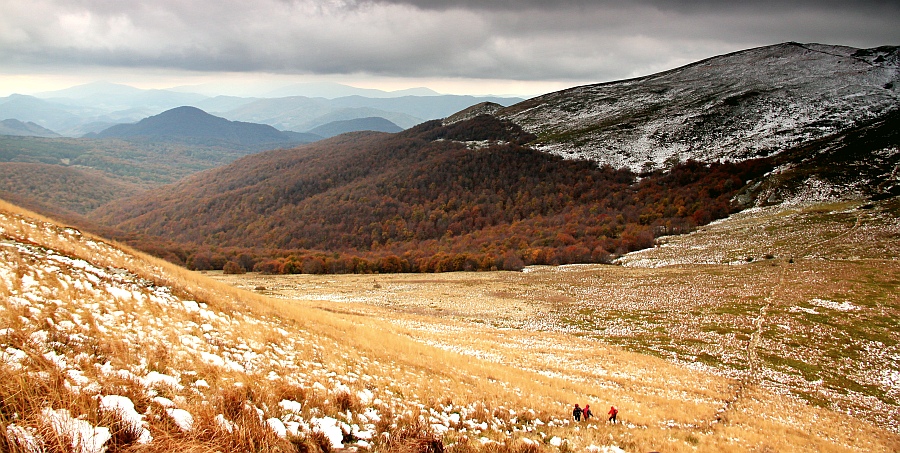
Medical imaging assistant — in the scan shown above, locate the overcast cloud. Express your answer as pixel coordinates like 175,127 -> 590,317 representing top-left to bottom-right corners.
1,0 -> 898,95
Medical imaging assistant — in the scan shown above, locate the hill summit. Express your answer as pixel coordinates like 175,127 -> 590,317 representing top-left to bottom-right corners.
307,116 -> 403,138
90,106 -> 312,147
0,118 -> 60,137
487,42 -> 899,172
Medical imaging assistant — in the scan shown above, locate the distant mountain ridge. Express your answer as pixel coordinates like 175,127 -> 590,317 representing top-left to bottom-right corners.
0,94 -> 84,134
262,81 -> 441,99
479,42 -> 899,172
307,117 -> 402,138
0,119 -> 60,137
88,106 -> 317,147
37,81 -> 207,111
210,94 -> 523,132
0,81 -> 522,137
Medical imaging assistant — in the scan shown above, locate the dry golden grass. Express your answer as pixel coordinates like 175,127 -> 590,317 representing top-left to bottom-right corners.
2,197 -> 899,453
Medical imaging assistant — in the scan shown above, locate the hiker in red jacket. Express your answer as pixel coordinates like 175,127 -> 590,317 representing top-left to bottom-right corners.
608,405 -> 618,423
583,404 -> 592,421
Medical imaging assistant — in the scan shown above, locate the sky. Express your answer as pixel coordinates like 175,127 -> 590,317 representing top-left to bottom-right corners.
1,0 -> 898,98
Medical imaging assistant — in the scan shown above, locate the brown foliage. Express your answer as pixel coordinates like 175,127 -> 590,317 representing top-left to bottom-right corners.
94,117 -> 772,273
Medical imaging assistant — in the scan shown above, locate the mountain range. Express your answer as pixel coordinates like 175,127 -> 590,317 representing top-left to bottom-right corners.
0,81 -> 523,137
86,42 -> 899,272
0,42 -> 896,273
306,116 -> 403,138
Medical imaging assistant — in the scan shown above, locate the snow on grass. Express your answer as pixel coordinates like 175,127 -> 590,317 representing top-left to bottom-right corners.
5,205 -> 898,450
142,371 -> 183,391
809,298 -> 859,312
99,395 -> 152,443
506,43 -> 900,173
312,416 -> 345,449
166,408 -> 194,431
267,417 -> 288,438
279,399 -> 303,413
6,424 -> 42,453
42,408 -> 111,453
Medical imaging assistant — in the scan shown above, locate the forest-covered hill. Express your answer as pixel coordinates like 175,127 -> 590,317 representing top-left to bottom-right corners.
94,116 -> 772,273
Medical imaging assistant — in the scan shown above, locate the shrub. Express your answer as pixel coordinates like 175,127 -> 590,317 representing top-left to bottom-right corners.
501,252 -> 525,271
253,259 -> 283,274
223,261 -> 245,274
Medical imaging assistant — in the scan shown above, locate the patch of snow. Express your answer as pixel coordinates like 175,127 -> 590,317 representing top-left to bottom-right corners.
2,347 -> 27,369
267,417 -> 288,438
99,395 -> 152,444
42,408 -> 111,453
357,388 -> 374,404
200,351 -> 226,367
279,399 -> 303,413
809,298 -> 859,312
312,416 -> 344,449
142,371 -> 183,390
165,408 -> 194,431
152,396 -> 176,408
790,306 -> 819,315
5,424 -> 41,453
215,414 -> 235,433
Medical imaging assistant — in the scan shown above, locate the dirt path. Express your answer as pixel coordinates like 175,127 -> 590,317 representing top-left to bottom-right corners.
713,210 -> 866,427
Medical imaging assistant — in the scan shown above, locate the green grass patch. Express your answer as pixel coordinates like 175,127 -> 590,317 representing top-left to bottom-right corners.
762,353 -> 820,381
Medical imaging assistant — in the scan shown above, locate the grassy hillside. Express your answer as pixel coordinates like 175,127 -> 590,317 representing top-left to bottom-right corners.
215,197 -> 900,436
2,199 -> 898,452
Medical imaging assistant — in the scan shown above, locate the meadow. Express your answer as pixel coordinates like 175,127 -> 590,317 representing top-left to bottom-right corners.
2,197 -> 898,452
213,198 -> 900,439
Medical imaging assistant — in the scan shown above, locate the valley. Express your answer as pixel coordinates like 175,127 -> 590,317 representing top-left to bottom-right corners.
211,198 -> 900,434
2,198 -> 898,452
1,42 -> 899,452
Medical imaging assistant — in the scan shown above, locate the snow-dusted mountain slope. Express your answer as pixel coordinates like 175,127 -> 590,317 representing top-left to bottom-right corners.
490,43 -> 899,172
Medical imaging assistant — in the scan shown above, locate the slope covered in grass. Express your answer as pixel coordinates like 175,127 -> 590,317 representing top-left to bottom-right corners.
2,198 -> 898,452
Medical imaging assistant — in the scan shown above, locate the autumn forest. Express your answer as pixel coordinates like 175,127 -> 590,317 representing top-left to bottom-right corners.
96,116 -> 773,273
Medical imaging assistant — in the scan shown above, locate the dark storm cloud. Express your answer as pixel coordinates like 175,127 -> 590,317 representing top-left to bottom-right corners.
363,0 -> 900,11
1,0 -> 898,84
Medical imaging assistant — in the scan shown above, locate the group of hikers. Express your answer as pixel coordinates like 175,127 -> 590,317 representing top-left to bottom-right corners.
572,404 -> 617,423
